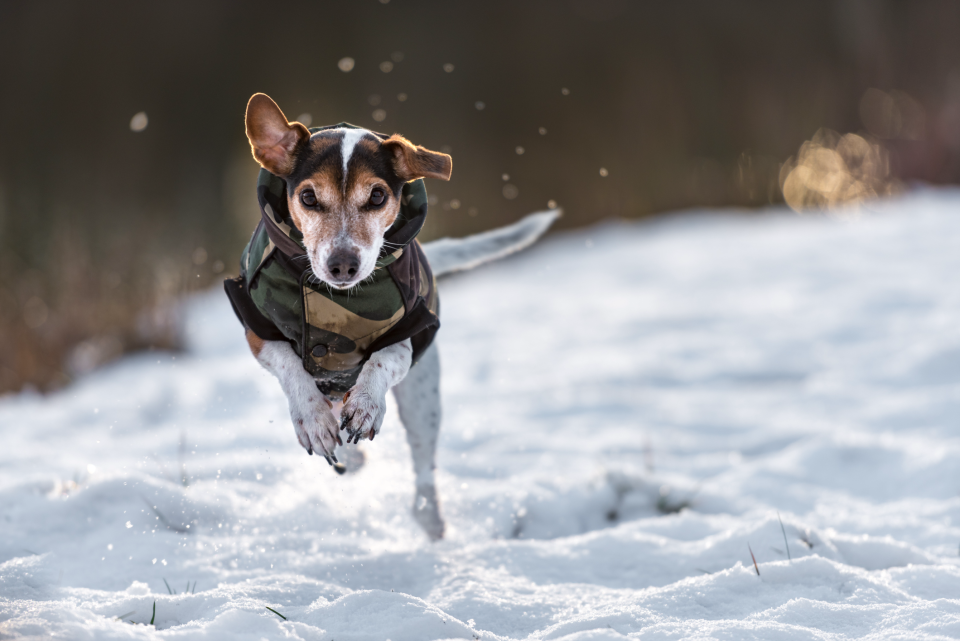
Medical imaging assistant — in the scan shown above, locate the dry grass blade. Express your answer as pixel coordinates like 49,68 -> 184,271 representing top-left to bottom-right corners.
778,512 -> 792,561
748,543 -> 760,576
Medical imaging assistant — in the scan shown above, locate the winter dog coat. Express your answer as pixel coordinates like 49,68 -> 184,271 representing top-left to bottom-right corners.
224,125 -> 440,398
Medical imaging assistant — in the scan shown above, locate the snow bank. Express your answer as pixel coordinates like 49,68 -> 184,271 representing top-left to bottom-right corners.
2,190 -> 960,639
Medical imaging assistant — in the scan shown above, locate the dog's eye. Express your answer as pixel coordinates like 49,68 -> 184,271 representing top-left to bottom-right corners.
300,189 -> 317,207
369,188 -> 386,207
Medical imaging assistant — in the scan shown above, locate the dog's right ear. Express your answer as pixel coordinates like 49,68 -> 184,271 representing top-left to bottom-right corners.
245,93 -> 310,177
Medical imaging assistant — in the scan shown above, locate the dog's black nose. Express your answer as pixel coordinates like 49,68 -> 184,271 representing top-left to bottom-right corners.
327,251 -> 360,279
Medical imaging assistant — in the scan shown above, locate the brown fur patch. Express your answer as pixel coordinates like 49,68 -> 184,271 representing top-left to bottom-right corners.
245,93 -> 309,176
381,135 -> 453,182
287,161 -> 342,246
245,328 -> 265,357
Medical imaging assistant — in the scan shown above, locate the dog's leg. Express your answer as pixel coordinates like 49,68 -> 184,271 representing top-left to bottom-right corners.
340,339 -> 413,443
392,342 -> 444,540
246,330 -> 341,462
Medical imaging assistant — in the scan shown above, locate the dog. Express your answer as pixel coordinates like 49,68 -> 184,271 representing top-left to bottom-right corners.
226,93 -> 556,539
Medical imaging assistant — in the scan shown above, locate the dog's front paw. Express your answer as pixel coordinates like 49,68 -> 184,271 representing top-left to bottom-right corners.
290,397 -> 342,463
340,388 -> 386,444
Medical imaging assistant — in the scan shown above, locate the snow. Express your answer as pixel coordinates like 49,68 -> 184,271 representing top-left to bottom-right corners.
2,189 -> 960,639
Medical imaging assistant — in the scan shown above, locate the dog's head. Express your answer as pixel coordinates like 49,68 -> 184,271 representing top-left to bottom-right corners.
244,93 -> 452,289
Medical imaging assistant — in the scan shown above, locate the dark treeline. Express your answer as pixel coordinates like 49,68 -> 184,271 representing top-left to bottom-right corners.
2,0 -> 960,392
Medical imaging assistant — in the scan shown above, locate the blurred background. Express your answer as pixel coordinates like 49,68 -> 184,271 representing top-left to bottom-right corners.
2,0 -> 960,394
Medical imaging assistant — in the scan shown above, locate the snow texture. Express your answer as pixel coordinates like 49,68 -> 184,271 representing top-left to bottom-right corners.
2,189 -> 960,640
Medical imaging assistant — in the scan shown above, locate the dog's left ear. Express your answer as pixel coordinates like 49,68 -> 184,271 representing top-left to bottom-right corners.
381,135 -> 453,182
245,93 -> 310,176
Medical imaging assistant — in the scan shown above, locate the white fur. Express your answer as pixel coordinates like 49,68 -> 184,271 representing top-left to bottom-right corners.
341,339 -> 412,443
392,341 -> 444,539
254,339 -> 340,458
423,210 -> 560,276
339,128 -> 371,187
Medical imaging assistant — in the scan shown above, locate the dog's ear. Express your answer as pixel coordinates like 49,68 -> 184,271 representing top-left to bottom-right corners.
245,93 -> 310,177
381,135 -> 453,182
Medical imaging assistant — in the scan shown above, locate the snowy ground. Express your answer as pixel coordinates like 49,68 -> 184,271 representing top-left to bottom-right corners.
2,190 -> 960,640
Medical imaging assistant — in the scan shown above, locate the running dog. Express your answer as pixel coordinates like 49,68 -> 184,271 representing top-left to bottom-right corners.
225,93 -> 556,539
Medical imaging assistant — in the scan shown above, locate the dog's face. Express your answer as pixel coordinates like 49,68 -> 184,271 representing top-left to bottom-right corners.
244,93 -> 452,289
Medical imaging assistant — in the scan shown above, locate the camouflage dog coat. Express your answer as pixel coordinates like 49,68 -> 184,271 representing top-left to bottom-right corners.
224,125 -> 440,398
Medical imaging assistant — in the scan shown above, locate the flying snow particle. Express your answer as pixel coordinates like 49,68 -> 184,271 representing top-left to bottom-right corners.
86,464 -> 96,474
599,167 -> 609,177
372,109 -> 387,122
516,146 -> 525,155
126,521 -> 133,529
539,127 -> 547,135
449,199 -> 461,210
502,174 -> 510,181
380,61 -> 394,73
443,63 -> 455,73
502,184 -> 519,200
129,112 -> 148,132
561,87 -> 570,95
548,199 -> 558,209
295,113 -> 312,126
338,57 -> 355,72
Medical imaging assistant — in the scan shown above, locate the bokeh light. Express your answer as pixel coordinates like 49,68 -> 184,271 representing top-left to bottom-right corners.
129,112 -> 148,132
780,129 -> 897,213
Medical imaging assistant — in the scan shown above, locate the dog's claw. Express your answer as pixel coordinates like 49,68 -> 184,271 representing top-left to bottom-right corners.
339,415 -> 349,431
369,429 -> 375,441
307,446 -> 313,456
332,462 -> 347,475
324,455 -> 332,465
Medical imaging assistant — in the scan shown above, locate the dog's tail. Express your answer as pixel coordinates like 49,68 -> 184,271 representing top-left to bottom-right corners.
422,210 -> 559,277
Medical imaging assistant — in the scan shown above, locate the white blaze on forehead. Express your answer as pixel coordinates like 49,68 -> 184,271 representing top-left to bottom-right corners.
340,128 -> 373,186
